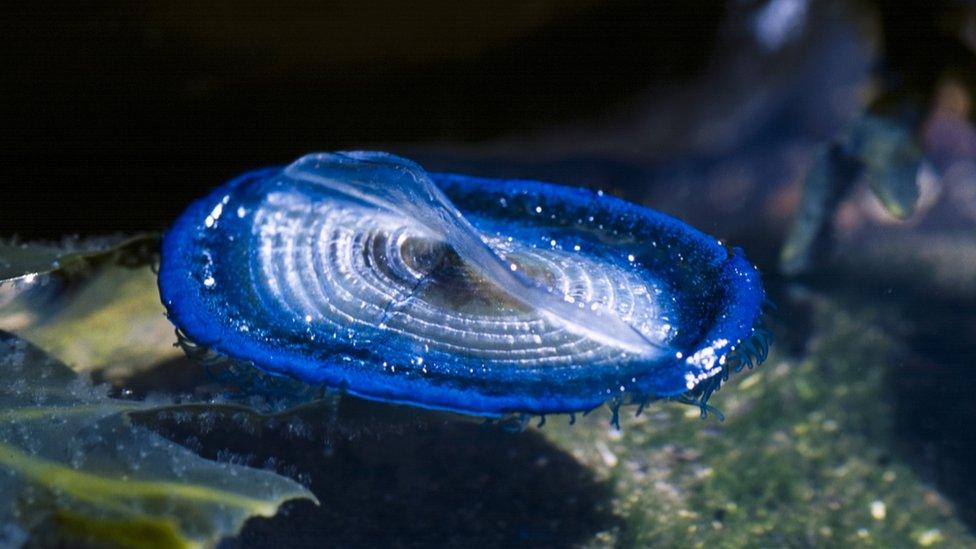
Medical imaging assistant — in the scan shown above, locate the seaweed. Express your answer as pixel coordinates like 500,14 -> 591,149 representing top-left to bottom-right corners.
0,331 -> 314,548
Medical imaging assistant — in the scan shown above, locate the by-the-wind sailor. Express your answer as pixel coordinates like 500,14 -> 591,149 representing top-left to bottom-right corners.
159,152 -> 768,418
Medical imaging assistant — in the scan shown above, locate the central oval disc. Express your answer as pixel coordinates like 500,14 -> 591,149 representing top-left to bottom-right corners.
160,152 -> 765,416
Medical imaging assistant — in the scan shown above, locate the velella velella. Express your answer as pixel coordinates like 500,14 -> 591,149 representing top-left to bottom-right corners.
159,151 -> 768,419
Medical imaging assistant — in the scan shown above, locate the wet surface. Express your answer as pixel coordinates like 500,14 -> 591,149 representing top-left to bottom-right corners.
138,398 -> 617,548
889,299 -> 976,531
2,1 -> 976,546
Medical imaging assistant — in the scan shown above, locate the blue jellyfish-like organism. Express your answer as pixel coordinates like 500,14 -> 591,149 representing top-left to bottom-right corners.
159,152 -> 768,422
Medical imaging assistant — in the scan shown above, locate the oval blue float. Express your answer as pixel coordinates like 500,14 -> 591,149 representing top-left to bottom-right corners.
159,152 -> 767,417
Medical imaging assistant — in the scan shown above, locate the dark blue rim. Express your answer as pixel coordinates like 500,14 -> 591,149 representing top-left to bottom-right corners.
159,167 -> 765,416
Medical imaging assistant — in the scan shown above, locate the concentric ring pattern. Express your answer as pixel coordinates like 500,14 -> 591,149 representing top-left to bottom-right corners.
160,152 -> 766,416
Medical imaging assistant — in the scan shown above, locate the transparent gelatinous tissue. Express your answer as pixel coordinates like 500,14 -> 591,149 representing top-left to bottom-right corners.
160,152 -> 767,417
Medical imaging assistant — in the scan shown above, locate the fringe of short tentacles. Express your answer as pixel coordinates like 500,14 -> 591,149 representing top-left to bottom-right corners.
174,327 -> 331,406
176,322 -> 772,431
666,324 -> 773,422
489,323 -> 773,432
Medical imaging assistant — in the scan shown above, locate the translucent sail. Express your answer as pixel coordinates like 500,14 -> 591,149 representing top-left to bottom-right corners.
283,152 -> 663,357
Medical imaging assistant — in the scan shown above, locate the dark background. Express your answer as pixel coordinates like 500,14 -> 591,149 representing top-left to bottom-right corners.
2,0 -> 726,238
4,0 -> 969,239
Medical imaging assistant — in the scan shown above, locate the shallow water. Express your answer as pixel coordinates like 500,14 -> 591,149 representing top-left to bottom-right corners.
2,157 -> 974,546
3,255 -> 974,547
2,1 -> 976,547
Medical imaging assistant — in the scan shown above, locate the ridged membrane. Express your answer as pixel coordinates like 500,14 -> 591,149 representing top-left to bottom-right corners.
160,152 -> 766,416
